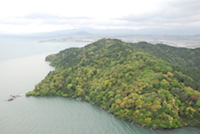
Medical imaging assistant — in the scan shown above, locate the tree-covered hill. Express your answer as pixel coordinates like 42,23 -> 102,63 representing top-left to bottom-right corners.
26,38 -> 200,129
129,42 -> 200,91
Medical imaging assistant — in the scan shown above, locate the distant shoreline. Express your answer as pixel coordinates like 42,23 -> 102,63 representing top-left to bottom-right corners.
37,35 -> 200,49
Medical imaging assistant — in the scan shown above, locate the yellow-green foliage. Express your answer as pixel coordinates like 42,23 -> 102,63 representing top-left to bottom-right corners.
27,39 -> 200,129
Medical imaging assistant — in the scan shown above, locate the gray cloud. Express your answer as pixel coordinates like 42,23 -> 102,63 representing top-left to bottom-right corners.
1,0 -> 200,35
116,0 -> 200,34
121,0 -> 200,25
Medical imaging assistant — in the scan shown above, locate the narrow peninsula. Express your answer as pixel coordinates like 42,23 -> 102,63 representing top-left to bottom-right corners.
26,38 -> 200,129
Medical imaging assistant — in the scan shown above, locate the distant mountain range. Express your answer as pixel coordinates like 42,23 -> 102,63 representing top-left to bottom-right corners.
0,28 -> 200,39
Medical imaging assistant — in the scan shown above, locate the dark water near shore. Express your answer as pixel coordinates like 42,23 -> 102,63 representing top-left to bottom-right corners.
0,37 -> 200,134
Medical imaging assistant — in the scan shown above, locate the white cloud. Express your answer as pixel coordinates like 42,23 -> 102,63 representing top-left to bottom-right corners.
0,0 -> 200,34
0,23 -> 75,34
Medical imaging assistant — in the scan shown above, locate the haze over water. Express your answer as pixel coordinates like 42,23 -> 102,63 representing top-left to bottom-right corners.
0,37 -> 200,134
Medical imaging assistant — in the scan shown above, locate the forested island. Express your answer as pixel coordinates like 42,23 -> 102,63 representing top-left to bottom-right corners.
26,38 -> 200,129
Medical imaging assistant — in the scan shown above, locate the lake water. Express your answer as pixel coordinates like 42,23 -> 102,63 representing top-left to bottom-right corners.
0,37 -> 200,134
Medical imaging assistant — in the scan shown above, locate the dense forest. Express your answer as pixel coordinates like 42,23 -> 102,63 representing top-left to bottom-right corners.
26,38 -> 200,129
130,42 -> 200,91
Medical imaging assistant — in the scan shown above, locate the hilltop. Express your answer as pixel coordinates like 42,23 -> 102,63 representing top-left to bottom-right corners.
26,38 -> 200,129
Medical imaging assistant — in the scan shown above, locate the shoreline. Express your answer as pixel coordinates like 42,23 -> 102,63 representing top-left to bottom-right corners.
27,95 -> 200,130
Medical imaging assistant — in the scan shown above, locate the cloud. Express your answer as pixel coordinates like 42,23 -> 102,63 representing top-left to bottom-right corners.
0,13 -> 92,26
122,0 -> 200,24
24,13 -> 92,20
22,13 -> 93,26
0,0 -> 200,34
24,13 -> 59,19
117,0 -> 200,34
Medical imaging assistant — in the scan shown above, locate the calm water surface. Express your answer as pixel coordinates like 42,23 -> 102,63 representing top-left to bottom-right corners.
0,37 -> 200,134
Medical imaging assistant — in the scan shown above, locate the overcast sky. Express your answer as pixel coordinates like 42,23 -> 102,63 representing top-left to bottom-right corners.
0,0 -> 200,35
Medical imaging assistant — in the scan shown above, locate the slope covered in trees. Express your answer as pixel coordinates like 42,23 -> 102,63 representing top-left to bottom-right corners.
26,38 -> 200,129
130,42 -> 200,91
